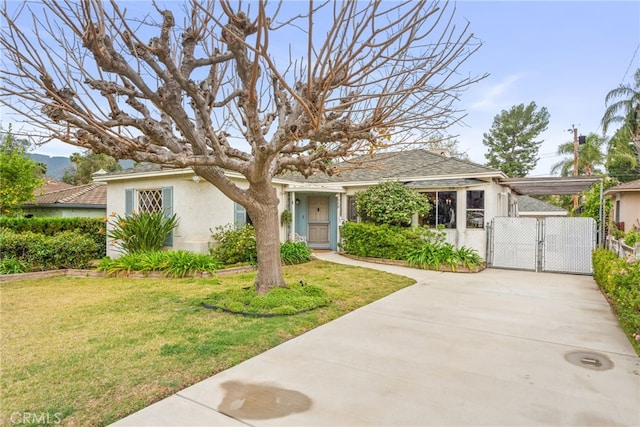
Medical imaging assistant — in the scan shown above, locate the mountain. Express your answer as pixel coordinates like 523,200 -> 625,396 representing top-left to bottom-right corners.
30,154 -> 72,180
29,154 -> 135,180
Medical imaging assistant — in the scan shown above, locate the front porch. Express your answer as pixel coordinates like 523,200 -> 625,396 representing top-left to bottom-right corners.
286,188 -> 344,250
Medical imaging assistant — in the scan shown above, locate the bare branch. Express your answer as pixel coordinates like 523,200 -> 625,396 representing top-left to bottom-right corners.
1,0 -> 485,192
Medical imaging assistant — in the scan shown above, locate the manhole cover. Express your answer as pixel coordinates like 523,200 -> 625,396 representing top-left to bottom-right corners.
565,351 -> 613,371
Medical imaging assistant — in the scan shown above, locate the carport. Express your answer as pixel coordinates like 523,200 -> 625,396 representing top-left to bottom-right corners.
491,176 -> 604,274
500,176 -> 604,238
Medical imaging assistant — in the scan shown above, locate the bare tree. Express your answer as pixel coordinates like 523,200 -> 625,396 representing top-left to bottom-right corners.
1,0 -> 485,293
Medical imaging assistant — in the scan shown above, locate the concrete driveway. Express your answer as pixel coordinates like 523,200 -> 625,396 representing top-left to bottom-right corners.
114,252 -> 639,426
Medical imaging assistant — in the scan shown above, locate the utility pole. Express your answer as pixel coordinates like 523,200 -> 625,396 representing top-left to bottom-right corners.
570,124 -> 579,209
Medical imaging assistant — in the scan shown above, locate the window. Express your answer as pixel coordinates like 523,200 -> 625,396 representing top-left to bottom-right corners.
138,189 -> 162,213
466,190 -> 484,228
234,202 -> 252,228
124,186 -> 174,245
347,196 -> 358,222
419,191 -> 456,228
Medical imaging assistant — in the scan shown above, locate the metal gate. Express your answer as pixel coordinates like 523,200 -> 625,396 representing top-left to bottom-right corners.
488,217 -> 596,274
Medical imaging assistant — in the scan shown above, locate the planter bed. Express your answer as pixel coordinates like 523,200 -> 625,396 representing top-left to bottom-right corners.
338,252 -> 485,273
0,265 -> 255,282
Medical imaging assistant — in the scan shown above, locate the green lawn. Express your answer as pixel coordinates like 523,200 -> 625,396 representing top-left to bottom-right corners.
1,260 -> 414,426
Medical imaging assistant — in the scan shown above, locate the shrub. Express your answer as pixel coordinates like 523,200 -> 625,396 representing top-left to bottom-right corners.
592,249 -> 640,354
355,181 -> 430,226
340,221 -> 483,271
405,243 -> 444,270
0,228 -> 99,270
455,246 -> 484,269
339,222 -> 428,260
48,231 -> 101,268
405,244 -> 483,271
107,211 -> 178,254
592,248 -> 621,294
0,216 -> 106,258
164,251 -> 222,278
0,256 -> 28,274
209,224 -> 257,265
0,228 -> 45,264
280,241 -> 312,265
98,250 -> 222,278
624,228 -> 640,247
204,281 -> 330,315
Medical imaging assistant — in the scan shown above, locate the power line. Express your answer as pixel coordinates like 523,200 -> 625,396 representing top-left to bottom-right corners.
621,43 -> 640,83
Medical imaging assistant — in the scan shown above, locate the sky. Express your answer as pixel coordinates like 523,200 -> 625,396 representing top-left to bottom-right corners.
449,0 -> 640,176
5,0 -> 640,178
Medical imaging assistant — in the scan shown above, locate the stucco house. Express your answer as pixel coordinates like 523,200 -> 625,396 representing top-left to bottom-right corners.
605,179 -> 640,232
23,180 -> 107,218
95,149 -> 522,259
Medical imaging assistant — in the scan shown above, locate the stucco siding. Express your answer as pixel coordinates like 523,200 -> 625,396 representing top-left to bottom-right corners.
99,150 -> 511,260
172,177 -> 239,253
619,193 -> 640,230
336,181 -> 507,260
105,173 -> 288,257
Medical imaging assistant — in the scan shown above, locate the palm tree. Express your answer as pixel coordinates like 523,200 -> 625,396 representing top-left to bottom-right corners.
606,126 -> 640,182
602,68 -> 640,161
550,132 -> 606,176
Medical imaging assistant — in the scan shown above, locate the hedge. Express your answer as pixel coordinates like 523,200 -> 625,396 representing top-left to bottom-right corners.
0,228 -> 100,270
0,217 -> 106,257
592,249 -> 640,355
339,222 -> 428,260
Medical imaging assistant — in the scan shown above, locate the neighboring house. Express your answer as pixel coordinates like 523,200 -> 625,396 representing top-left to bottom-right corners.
23,181 -> 107,218
38,178 -> 75,194
605,179 -> 640,232
96,149 -> 519,259
516,195 -> 567,218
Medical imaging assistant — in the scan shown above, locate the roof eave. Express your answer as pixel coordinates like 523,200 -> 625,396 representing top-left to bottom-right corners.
519,211 -> 568,216
287,172 -> 504,188
604,188 -> 640,195
94,168 -> 192,182
24,203 -> 107,209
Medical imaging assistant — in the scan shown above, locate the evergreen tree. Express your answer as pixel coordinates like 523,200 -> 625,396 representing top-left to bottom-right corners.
0,128 -> 44,216
483,102 -> 550,177
62,150 -> 121,185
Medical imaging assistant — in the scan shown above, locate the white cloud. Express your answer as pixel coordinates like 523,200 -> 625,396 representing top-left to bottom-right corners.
470,73 -> 525,112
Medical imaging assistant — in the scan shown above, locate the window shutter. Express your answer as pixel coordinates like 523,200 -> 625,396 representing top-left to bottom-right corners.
125,188 -> 134,216
162,186 -> 174,246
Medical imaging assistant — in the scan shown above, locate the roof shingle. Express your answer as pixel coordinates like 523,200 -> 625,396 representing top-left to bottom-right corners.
604,179 -> 640,194
282,149 -> 502,183
26,182 -> 106,207
98,149 -> 503,184
517,195 -> 566,213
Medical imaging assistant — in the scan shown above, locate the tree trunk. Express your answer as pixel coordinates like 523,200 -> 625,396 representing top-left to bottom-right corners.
246,186 -> 287,295
194,165 -> 287,295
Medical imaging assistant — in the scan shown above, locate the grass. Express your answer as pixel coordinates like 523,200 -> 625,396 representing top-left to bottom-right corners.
0,260 -> 414,426
204,282 -> 331,315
